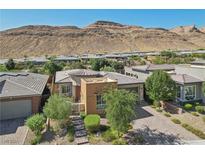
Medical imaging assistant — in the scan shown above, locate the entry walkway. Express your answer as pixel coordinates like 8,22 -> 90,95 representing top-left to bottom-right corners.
71,116 -> 89,145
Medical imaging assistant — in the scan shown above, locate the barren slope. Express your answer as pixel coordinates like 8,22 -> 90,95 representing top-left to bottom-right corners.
0,21 -> 203,58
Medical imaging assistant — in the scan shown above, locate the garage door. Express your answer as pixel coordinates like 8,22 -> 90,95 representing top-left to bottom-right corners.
0,99 -> 32,120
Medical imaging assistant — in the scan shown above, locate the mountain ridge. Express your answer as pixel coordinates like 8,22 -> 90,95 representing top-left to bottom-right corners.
0,21 -> 205,58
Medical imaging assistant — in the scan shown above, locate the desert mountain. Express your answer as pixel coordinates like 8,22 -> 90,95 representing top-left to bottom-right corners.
200,27 -> 205,33
170,25 -> 205,48
0,21 -> 204,58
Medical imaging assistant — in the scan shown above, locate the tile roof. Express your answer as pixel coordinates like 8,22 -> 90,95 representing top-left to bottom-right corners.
171,74 -> 202,84
102,72 -> 144,85
191,59 -> 205,66
55,69 -> 144,85
55,69 -> 100,84
0,72 -> 49,98
132,64 -> 175,72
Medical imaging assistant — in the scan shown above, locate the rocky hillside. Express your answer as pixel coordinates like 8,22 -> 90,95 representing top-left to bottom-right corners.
0,21 -> 205,58
170,25 -> 205,49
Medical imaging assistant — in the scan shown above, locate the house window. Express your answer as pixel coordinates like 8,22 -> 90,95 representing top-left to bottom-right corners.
177,85 -> 181,99
60,84 -> 72,96
184,85 -> 196,101
96,95 -> 106,109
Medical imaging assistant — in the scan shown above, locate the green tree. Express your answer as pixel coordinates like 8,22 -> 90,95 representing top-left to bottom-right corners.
5,58 -> 15,70
100,66 -> 116,72
26,114 -> 46,135
43,59 -> 63,75
0,65 -> 8,72
103,89 -> 137,136
43,94 -> 72,120
145,70 -> 176,102
90,58 -> 110,71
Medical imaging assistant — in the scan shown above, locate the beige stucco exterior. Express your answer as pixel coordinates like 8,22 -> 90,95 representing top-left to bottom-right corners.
81,77 -> 117,115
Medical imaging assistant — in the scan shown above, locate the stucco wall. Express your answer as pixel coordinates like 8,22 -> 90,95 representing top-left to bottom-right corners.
81,79 -> 117,115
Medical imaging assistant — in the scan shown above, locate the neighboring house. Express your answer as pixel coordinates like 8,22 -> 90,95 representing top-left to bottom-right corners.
0,72 -> 49,120
175,64 -> 205,81
125,64 -> 205,104
171,74 -> 203,104
190,59 -> 205,69
125,64 -> 175,82
54,69 -> 144,114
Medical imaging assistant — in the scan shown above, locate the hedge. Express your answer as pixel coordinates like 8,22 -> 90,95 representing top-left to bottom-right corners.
182,123 -> 205,139
84,114 -> 100,133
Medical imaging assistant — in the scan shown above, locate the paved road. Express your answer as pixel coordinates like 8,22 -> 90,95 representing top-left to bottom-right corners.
132,104 -> 200,144
0,118 -> 28,145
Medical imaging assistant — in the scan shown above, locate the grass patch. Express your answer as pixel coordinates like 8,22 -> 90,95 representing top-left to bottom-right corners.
164,112 -> 171,117
181,123 -> 205,139
191,112 -> 199,117
171,118 -> 181,124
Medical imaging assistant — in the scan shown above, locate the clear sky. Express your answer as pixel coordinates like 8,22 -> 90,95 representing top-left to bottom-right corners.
0,9 -> 205,30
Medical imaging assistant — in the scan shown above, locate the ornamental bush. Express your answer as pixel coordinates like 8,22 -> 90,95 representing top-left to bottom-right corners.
112,138 -> 127,145
184,103 -> 193,111
195,106 -> 205,114
171,118 -> 181,124
102,129 -> 117,142
26,114 -> 46,135
84,114 -> 100,133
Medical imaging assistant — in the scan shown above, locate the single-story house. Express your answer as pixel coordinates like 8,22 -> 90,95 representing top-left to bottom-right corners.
54,69 -> 144,114
171,74 -> 204,104
125,64 -> 175,81
125,64 -> 205,104
190,59 -> 205,69
0,72 -> 49,120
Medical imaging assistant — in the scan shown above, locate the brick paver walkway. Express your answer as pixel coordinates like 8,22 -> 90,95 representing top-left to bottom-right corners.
132,104 -> 200,144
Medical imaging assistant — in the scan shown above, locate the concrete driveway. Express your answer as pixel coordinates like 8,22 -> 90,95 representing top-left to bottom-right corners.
0,118 -> 28,145
131,103 -> 200,145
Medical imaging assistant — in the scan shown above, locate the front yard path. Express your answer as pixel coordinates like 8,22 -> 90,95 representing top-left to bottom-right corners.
132,104 -> 200,144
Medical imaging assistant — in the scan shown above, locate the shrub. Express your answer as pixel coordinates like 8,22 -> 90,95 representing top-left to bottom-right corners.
164,112 -> 171,117
191,112 -> 199,116
80,112 -> 86,119
84,114 -> 100,133
26,114 -> 46,135
67,124 -> 74,142
184,104 -> 193,111
99,125 -> 110,132
43,94 -> 72,120
171,118 -> 181,124
195,102 -> 200,106
195,106 -> 205,114
182,123 -> 205,139
156,108 -> 162,112
112,138 -> 127,145
153,101 -> 160,108
30,134 -> 42,145
102,129 -> 117,142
